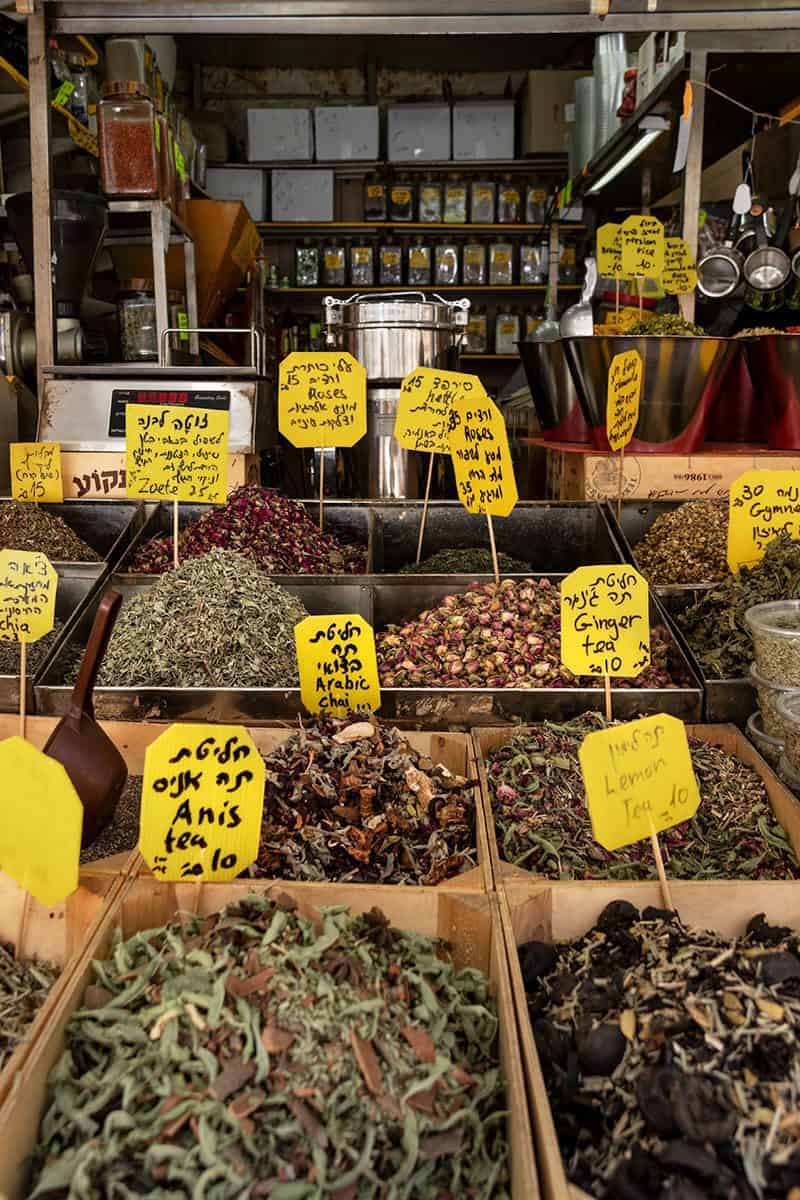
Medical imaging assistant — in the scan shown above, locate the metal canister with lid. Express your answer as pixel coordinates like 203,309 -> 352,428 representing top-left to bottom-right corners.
118,278 -> 157,361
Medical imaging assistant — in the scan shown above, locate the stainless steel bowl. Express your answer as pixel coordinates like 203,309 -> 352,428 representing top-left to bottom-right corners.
563,336 -> 739,453
517,339 -> 590,444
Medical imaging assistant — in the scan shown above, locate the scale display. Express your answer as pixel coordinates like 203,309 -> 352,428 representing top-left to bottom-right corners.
108,389 -> 231,437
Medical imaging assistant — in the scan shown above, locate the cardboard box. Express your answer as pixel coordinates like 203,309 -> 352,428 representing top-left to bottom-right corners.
205,167 -> 266,221
453,100 -> 515,160
519,70 -> 589,155
182,199 -> 261,325
271,168 -> 334,222
313,105 -> 379,161
387,103 -> 451,162
246,106 -> 313,161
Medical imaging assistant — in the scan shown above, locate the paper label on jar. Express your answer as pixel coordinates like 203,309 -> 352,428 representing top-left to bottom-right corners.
473,187 -> 492,203
464,248 -> 484,266
468,319 -> 486,335
532,189 -> 547,202
367,184 -> 384,198
493,249 -> 511,265
500,188 -> 519,203
498,320 -> 516,336
324,252 -> 344,270
352,248 -> 371,265
391,188 -> 411,204
447,188 -> 466,201
53,80 -> 74,109
409,249 -> 429,269
154,118 -> 161,152
562,246 -> 576,265
382,250 -> 401,266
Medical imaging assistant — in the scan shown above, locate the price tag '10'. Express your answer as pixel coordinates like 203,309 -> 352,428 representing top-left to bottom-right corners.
560,565 -> 650,678
394,367 -> 472,454
579,714 -> 700,851
295,614 -> 381,716
727,469 -> 800,573
10,443 -> 64,504
139,724 -> 265,882
126,404 -> 229,503
662,237 -> 698,295
278,352 -> 367,449
621,214 -> 665,278
447,387 -> 518,517
596,223 -> 623,279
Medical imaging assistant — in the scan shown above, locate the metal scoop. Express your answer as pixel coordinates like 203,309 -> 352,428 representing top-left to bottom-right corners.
44,590 -> 127,848
559,257 -> 597,337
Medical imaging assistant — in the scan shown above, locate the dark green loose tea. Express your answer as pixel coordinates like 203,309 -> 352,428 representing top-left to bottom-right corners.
0,501 -> 99,562
79,777 -> 142,863
0,620 -> 83,678
399,549 -> 530,575
486,714 -> 798,880
252,714 -> 478,884
0,942 -> 58,1072
627,314 -> 703,335
96,549 -> 307,688
521,903 -> 800,1198
28,896 -> 510,1199
679,534 -> 800,679
634,501 -> 728,586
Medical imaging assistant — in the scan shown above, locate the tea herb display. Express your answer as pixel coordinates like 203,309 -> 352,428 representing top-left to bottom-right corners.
746,601 -> 800,686
28,896 -> 510,1199
128,485 -> 367,575
399,548 -> 530,575
376,578 -> 678,689
96,550 -> 307,688
627,314 -> 703,336
486,714 -> 798,880
0,501 -> 100,562
679,534 -> 800,679
79,777 -> 142,864
522,903 -> 800,1198
252,714 -> 478,884
633,500 -> 728,586
0,619 -> 78,677
0,942 -> 58,1072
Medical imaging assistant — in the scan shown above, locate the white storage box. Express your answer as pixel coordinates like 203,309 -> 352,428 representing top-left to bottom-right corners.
314,106 -> 379,161
453,101 -> 515,160
271,169 -> 334,222
205,167 -> 266,221
387,103 -> 451,162
246,107 -> 313,162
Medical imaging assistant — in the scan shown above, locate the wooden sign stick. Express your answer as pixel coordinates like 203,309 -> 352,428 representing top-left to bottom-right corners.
649,818 -> 674,910
19,640 -> 26,739
318,450 -> 325,532
603,673 -> 612,722
14,889 -> 31,961
615,278 -> 620,319
617,445 -> 625,524
173,500 -> 180,570
486,512 -> 500,584
638,276 -> 643,317
416,451 -> 435,564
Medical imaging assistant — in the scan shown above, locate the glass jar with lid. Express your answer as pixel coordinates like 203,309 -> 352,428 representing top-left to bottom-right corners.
98,81 -> 159,198
497,174 -> 522,224
67,54 -> 89,126
389,179 -> 415,222
434,242 -> 459,286
462,241 -> 486,285
525,181 -> 548,225
520,243 -> 548,285
350,242 -> 374,287
418,176 -> 442,223
364,175 -> 387,221
443,176 -> 467,224
489,241 -> 514,285
465,307 -> 488,353
296,241 -> 319,287
323,242 -> 347,287
470,180 -> 495,224
495,306 -> 520,354
119,278 -> 158,361
408,238 -> 432,286
559,241 -> 577,284
379,239 -> 403,285
167,289 -> 189,354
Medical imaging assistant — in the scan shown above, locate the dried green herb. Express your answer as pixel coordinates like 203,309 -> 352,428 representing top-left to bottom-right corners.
679,535 -> 800,679
521,903 -> 800,1197
28,896 -> 510,1199
96,549 -> 307,688
486,713 -> 798,879
0,501 -> 100,562
399,548 -> 530,575
634,501 -> 728,586
252,714 -> 478,884
0,620 -> 80,677
0,942 -> 58,1072
627,314 -> 703,336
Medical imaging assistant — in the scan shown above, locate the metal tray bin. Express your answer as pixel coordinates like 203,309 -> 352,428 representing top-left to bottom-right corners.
0,500 -> 147,580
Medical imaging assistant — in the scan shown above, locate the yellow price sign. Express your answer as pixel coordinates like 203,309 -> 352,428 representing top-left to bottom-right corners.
126,404 -> 229,503
0,549 -> 57,643
560,565 -> 650,679
447,385 -> 518,517
579,714 -> 700,851
395,367 -> 476,455
295,614 -> 381,716
606,350 -> 643,452
278,352 -> 367,449
139,724 -> 265,882
727,469 -> 800,573
662,237 -> 698,295
596,222 -> 623,278
621,214 -> 665,277
0,736 -> 82,905
10,443 -> 63,504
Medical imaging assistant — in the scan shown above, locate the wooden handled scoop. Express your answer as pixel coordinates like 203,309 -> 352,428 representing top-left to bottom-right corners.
44,589 -> 128,848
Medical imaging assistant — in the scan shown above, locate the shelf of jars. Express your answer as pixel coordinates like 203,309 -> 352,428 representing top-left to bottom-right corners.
0,54 -> 98,157
265,285 -> 578,295
257,222 -> 587,234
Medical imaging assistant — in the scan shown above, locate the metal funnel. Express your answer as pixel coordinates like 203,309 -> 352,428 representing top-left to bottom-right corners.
6,190 -> 107,320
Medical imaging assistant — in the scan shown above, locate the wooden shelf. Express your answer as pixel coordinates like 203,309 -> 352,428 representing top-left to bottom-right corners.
461,353 -> 518,360
258,221 -> 586,234
266,284 -> 579,295
222,157 -> 567,173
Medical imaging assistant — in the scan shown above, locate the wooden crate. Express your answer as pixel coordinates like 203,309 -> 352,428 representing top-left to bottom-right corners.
499,879 -> 800,1200
0,880 -> 538,1200
60,451 -> 259,500
473,722 -> 800,889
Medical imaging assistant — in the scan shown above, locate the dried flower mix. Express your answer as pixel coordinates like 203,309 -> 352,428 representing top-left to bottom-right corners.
27,896 -> 510,1199
679,535 -> 800,679
486,714 -> 798,879
128,485 -> 367,575
0,943 -> 58,1072
633,501 -> 728,586
376,578 -> 678,689
251,714 -> 478,884
0,501 -> 100,562
521,903 -> 800,1198
96,549 -> 307,688
399,548 -> 530,575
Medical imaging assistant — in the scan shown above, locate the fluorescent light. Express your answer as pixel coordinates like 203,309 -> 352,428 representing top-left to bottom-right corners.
586,128 -> 667,195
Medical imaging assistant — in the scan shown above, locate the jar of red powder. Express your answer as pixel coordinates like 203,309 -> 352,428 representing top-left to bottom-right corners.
98,81 -> 158,199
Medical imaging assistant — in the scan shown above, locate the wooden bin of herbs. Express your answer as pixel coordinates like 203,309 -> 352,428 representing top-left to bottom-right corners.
0,876 -> 537,1199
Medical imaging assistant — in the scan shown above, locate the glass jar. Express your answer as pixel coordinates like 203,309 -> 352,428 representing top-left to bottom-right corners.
470,181 -> 495,224
497,175 -> 522,224
350,242 -> 374,287
194,142 -> 207,191
168,289 -> 188,353
462,242 -> 486,285
525,182 -> 548,225
389,180 -> 414,222
443,176 -> 467,224
119,279 -> 157,361
520,243 -> 548,285
323,243 -> 346,287
559,242 -> 577,284
525,311 -> 543,340
465,309 -> 488,353
408,239 -> 431,286
364,176 -> 387,221
154,112 -> 174,203
296,242 -> 319,287
489,242 -> 514,285
418,176 -> 442,224
495,308 -> 520,354
98,81 -> 159,198
379,240 -> 403,285
68,54 -> 89,126
434,243 -> 459,286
